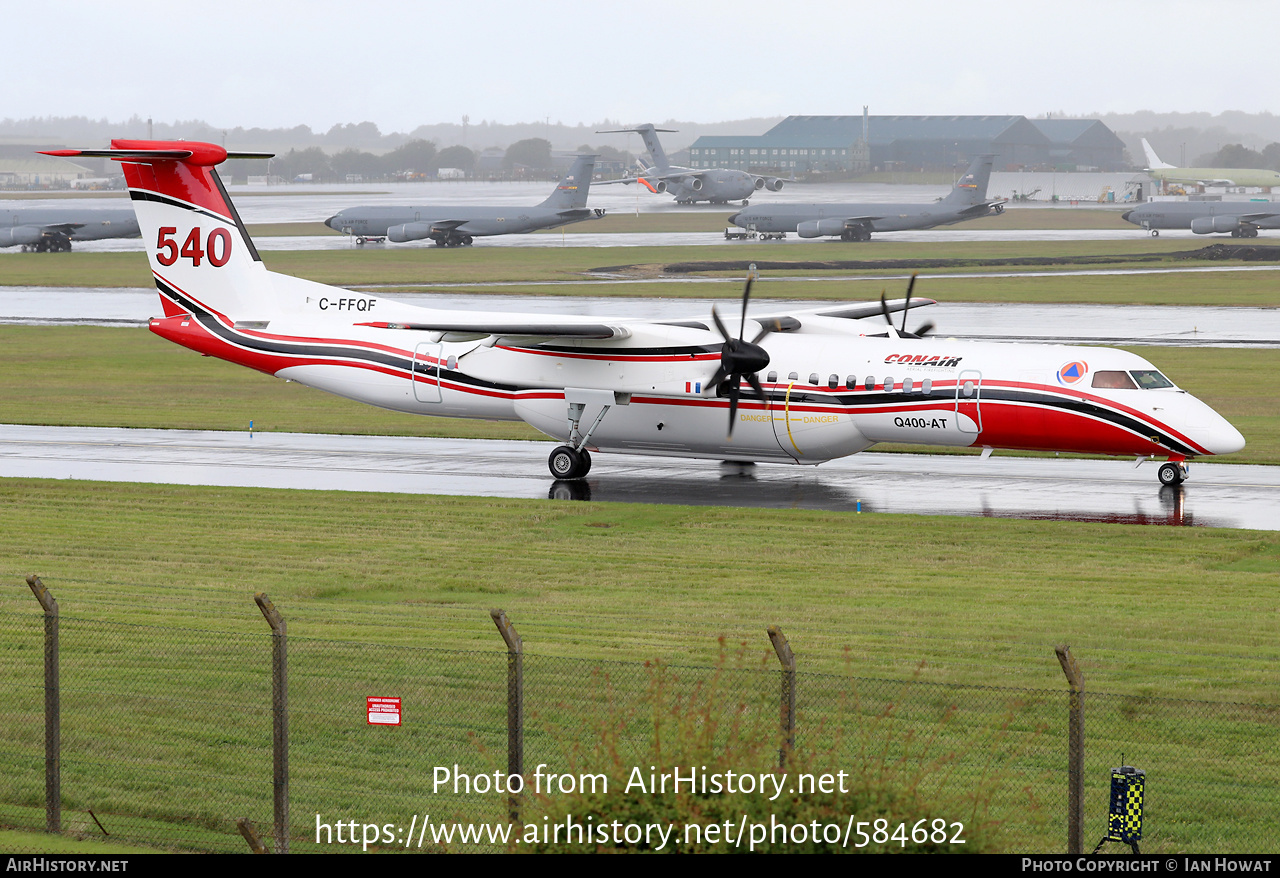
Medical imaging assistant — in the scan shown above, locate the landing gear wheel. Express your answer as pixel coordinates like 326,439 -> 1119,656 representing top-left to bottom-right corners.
1150,229 -> 1160,237
548,445 -> 591,479
1158,461 -> 1186,486
742,199 -> 750,206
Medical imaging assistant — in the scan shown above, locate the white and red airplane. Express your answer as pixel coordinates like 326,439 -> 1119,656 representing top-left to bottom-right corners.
43,141 -> 1245,487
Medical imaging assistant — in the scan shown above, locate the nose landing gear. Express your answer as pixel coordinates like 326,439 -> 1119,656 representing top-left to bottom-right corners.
1157,460 -> 1187,486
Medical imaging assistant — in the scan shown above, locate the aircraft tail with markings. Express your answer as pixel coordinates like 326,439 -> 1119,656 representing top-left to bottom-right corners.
939,154 -> 996,207
38,141 -> 343,340
537,154 -> 598,210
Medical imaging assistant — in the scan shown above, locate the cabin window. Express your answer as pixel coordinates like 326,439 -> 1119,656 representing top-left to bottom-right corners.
845,376 -> 857,389
788,371 -> 798,381
902,377 -> 914,393
1131,370 -> 1174,390
828,374 -> 839,389
766,371 -> 777,383
962,380 -> 975,398
884,376 -> 895,392
922,378 -> 933,394
1092,371 -> 1138,390
864,376 -> 875,391
809,373 -> 819,385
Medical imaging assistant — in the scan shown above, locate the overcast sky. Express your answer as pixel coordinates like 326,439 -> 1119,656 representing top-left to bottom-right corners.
9,1 -> 1276,133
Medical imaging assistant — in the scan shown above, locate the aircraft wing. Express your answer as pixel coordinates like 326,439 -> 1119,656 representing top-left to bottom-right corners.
1239,211 -> 1280,223
755,297 -> 937,324
358,320 -> 632,341
1195,178 -> 1237,188
38,222 -> 86,233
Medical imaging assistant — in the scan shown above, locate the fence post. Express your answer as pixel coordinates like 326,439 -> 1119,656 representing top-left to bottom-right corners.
490,610 -> 523,823
26,575 -> 59,834
767,626 -> 796,770
1056,645 -> 1084,855
255,593 -> 288,855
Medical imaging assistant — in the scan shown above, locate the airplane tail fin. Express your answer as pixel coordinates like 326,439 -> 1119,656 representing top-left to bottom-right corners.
597,123 -> 676,172
41,141 -> 275,321
940,154 -> 995,206
539,154 -> 597,209
1141,138 -> 1174,169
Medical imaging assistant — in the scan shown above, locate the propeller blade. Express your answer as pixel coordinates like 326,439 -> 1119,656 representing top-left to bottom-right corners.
914,321 -> 935,339
706,364 -> 729,392
726,383 -> 740,437
879,291 -> 892,326
900,283 -> 913,335
746,372 -> 768,403
710,305 -> 731,343
739,276 -> 754,340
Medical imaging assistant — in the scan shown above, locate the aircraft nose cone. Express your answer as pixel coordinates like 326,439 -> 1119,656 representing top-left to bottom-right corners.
1120,210 -> 1133,223
727,212 -> 741,225
325,214 -> 342,231
1207,420 -> 1246,456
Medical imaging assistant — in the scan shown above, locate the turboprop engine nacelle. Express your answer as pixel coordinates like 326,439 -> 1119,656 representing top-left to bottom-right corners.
796,218 -> 847,238
387,222 -> 436,243
0,226 -> 43,247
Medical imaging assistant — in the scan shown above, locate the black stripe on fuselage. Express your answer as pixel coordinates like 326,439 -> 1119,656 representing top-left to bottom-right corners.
155,278 -> 520,393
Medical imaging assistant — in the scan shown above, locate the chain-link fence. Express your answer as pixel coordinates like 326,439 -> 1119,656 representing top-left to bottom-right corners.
2,583 -> 1279,854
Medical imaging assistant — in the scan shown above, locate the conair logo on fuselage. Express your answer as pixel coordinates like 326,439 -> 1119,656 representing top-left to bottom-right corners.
884,354 -> 963,367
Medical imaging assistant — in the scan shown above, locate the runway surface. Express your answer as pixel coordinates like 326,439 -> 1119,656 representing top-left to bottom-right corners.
3,425 -> 1276,530
5,287 -> 1279,347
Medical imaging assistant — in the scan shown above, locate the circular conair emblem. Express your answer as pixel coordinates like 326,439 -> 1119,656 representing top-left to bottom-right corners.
1057,361 -> 1088,385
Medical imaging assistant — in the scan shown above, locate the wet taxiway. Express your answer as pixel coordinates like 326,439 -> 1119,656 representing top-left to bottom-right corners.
5,288 -> 1280,347
1,425 -> 1275,530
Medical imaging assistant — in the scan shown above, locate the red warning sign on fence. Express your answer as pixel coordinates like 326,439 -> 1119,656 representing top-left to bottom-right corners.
367,696 -> 402,726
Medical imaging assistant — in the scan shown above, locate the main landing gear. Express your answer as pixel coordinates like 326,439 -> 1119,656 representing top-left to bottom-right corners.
545,389 -> 627,479
549,445 -> 592,479
1158,460 -> 1188,486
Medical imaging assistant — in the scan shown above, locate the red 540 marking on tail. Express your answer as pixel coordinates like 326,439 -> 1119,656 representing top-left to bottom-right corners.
156,227 -> 232,267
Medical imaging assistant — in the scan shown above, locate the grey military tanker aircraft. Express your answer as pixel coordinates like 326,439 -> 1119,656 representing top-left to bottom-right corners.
728,155 -> 1002,241
0,207 -> 140,251
594,124 -> 785,205
325,154 -> 603,247
1122,201 -> 1280,238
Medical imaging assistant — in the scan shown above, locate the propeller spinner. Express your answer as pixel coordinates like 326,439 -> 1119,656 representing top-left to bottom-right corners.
706,277 -> 774,437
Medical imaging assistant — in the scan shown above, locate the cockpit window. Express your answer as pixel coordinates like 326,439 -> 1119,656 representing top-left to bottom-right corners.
1091,371 -> 1138,390
1130,370 -> 1174,390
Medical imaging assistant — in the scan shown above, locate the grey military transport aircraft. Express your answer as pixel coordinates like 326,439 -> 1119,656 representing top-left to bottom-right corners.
1121,201 -> 1280,237
594,124 -> 786,205
325,154 -> 603,247
0,207 -> 140,251
728,155 -> 1002,241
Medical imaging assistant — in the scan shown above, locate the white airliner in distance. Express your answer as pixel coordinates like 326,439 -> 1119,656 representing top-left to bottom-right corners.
42,141 -> 1245,487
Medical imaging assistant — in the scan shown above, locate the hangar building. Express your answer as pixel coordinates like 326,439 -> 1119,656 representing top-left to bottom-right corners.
688,115 -> 1126,174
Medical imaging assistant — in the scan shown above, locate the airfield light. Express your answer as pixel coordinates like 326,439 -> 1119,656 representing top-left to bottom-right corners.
1092,765 -> 1144,854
